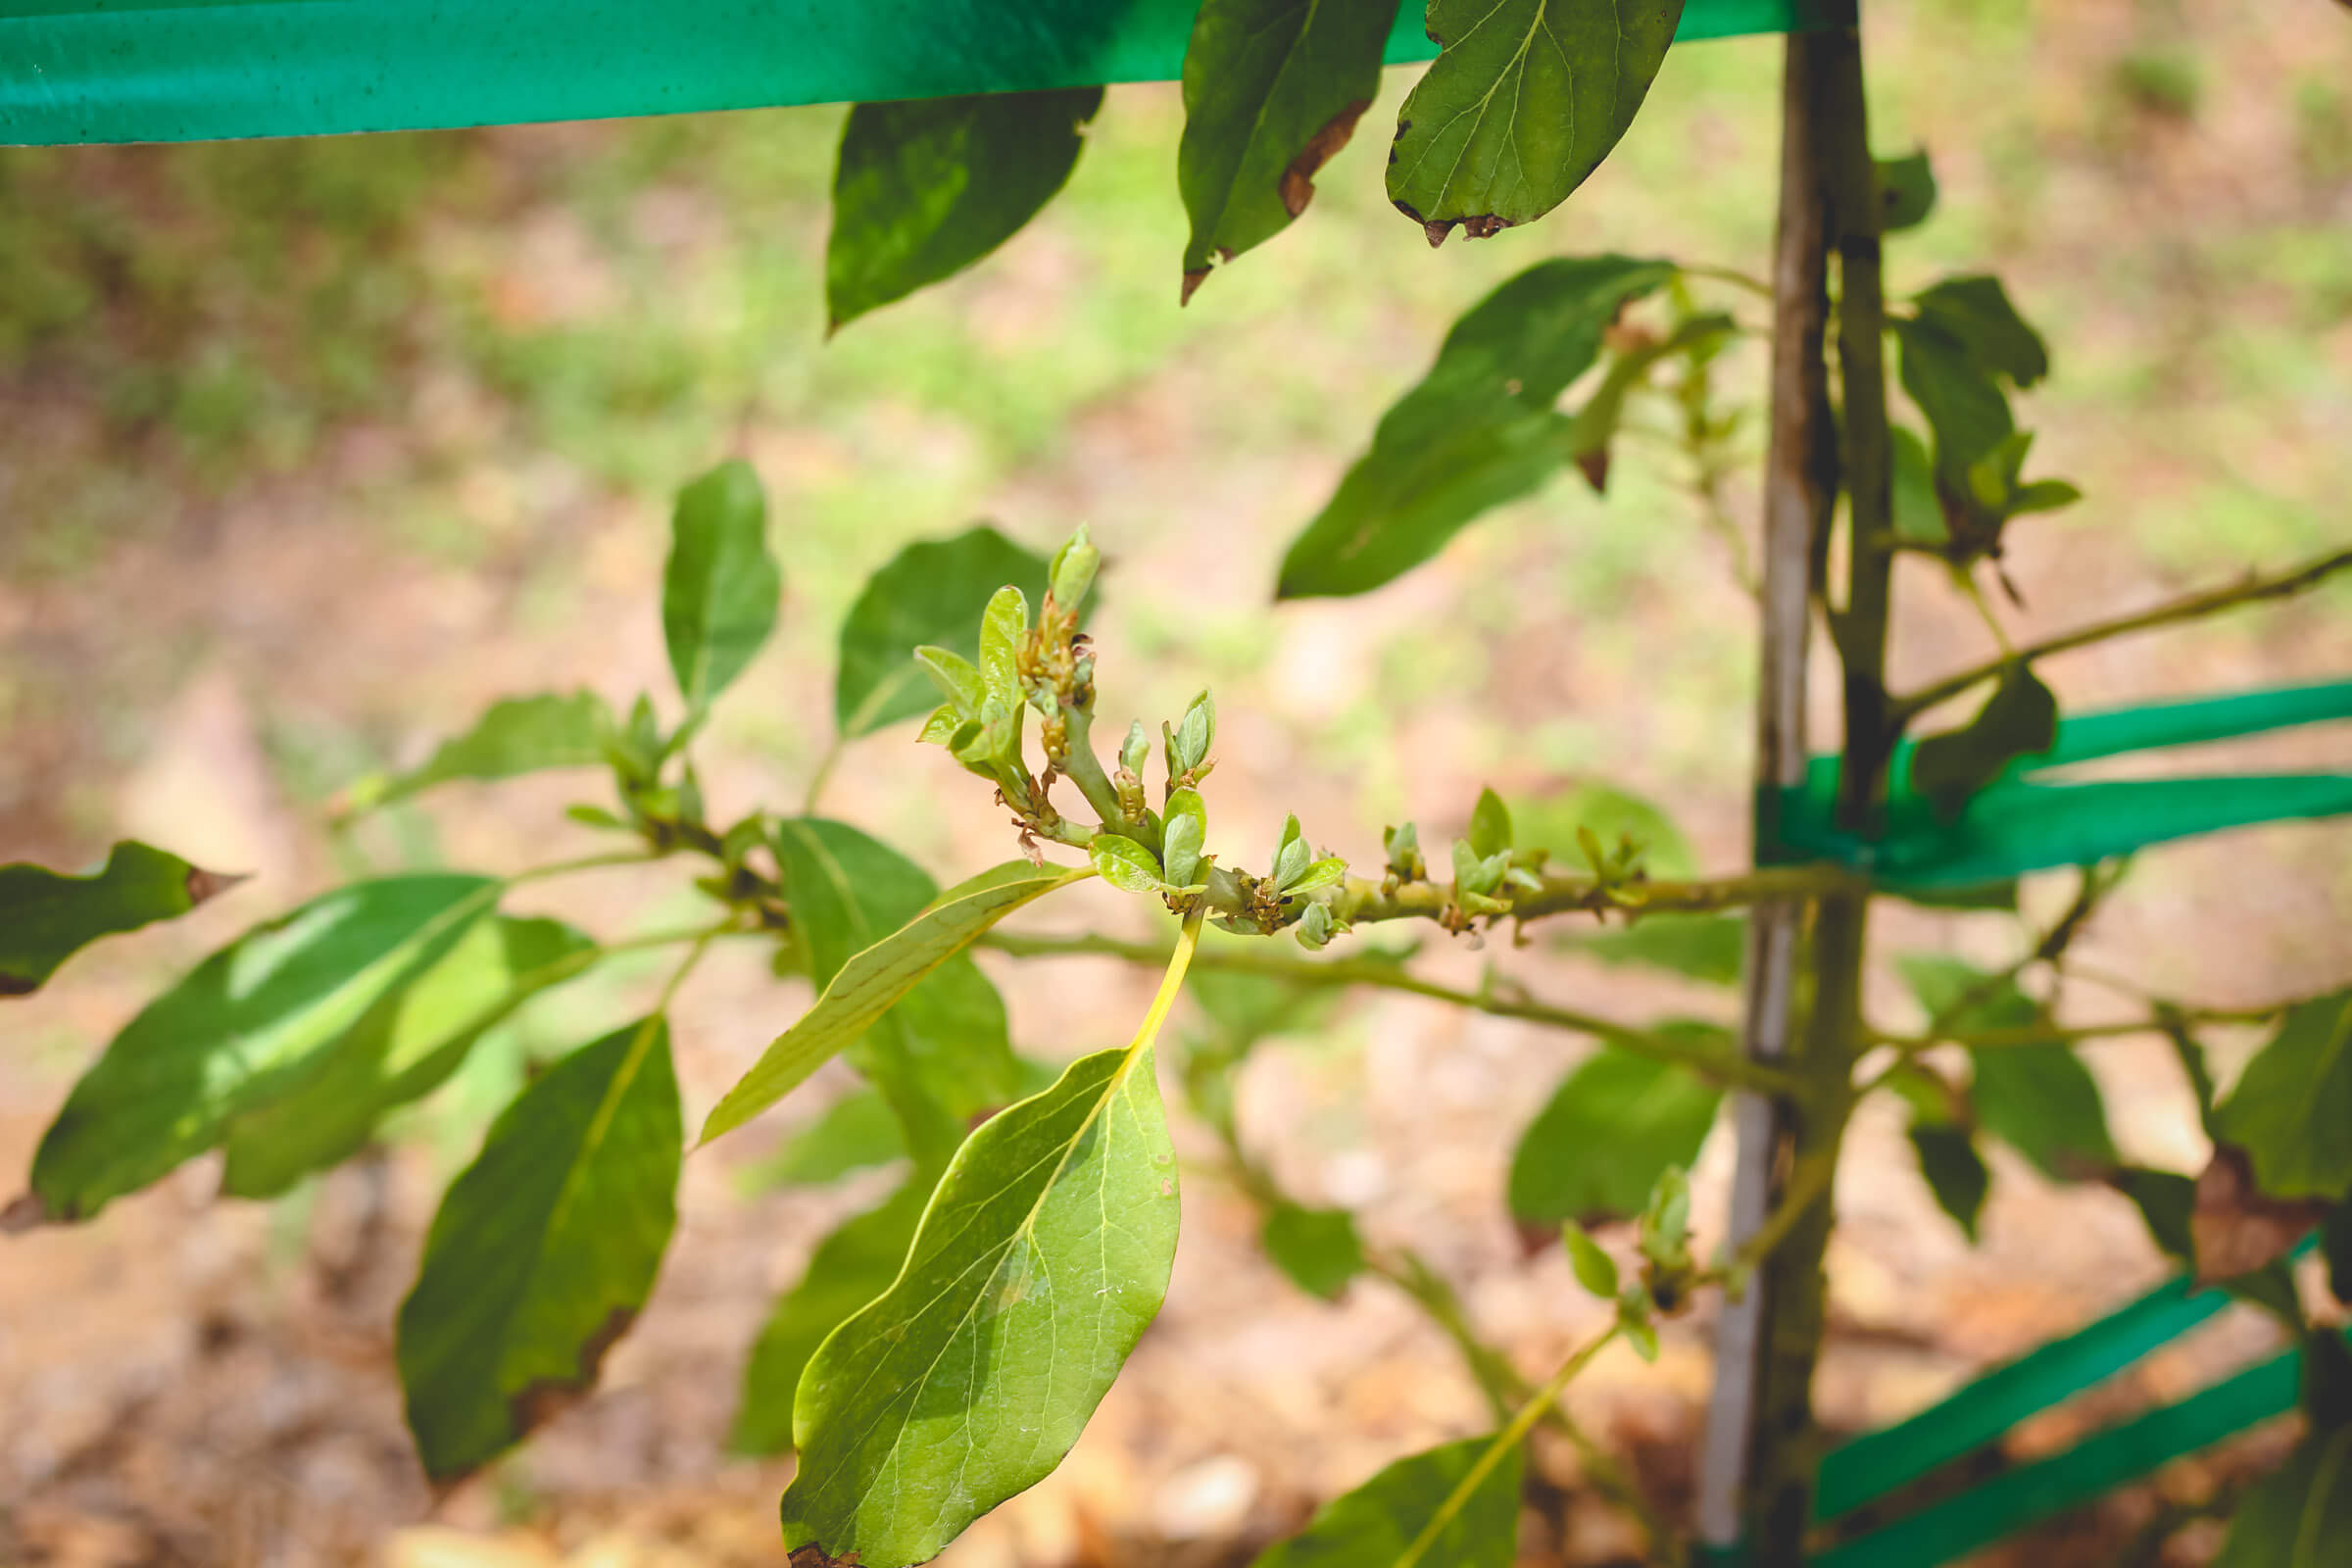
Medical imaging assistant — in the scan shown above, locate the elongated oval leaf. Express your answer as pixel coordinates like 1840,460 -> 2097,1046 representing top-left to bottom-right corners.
1250,1434 -> 1523,1568
663,460 -> 780,710
837,526 -> 1056,737
1507,1035 -> 1724,1225
2213,992 -> 2352,1200
219,914 -> 598,1199
828,88 -> 1103,332
348,690 -> 614,813
1176,0 -> 1393,299
396,1015 -> 681,1482
23,873 -> 501,1223
0,840 -> 241,997
1387,0 -> 1685,243
1276,255 -> 1671,599
2214,1424 -> 2352,1568
767,817 -> 1021,1170
1260,1200 -> 1367,1301
730,1178 -> 928,1456
700,854 -> 1091,1145
1093,833 -> 1166,893
779,1043 -> 1181,1565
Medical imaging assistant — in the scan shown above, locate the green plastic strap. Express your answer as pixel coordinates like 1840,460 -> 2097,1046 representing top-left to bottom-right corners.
0,0 -> 1835,147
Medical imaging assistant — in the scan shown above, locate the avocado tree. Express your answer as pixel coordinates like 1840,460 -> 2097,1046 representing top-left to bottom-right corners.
7,3 -> 2351,1564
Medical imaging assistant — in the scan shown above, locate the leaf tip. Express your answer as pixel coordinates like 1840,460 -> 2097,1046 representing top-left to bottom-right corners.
185,866 -> 251,906
1180,268 -> 1210,307
0,1193 -> 48,1234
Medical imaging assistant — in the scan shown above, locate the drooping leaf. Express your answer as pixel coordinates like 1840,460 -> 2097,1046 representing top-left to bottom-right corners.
779,1044 -> 1181,1566
730,1179 -> 927,1455
1514,779 -> 1698,878
1508,1034 -> 1724,1226
220,914 -> 597,1199
1907,664 -> 2059,819
736,1087 -> 908,1193
395,1016 -> 681,1483
1909,1121 -> 1990,1242
1275,256 -> 1674,599
1249,1434 -> 1523,1568
835,526 -> 1057,737
766,818 -> 1025,1170
0,841 -> 242,997
1877,148 -> 1937,232
1570,911 -> 1745,987
1260,1200 -> 1368,1301
1387,0 -> 1685,244
2212,992 -> 2352,1200
1914,274 -> 2050,389
349,691 -> 613,813
662,460 -> 780,710
23,874 -> 501,1224
1176,0 -> 1394,299
827,88 -> 1103,332
1894,315 -> 2015,476
2213,1423 -> 2352,1567
700,856 -> 1089,1145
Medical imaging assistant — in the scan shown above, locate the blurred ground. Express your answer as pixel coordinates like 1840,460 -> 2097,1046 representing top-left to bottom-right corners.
3,2 -> 2350,1564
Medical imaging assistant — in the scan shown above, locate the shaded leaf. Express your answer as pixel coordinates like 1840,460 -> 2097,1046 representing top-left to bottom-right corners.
1176,0 -> 1393,296
1508,1033 -> 1724,1226
1894,315 -> 2014,475
1915,274 -> 2049,389
1570,911 -> 1745,987
779,1045 -> 1180,1566
1261,1200 -> 1367,1300
1249,1435 -> 1523,1568
731,1179 -> 927,1455
1275,256 -> 1673,599
2112,1165 -> 2197,1264
0,841 -> 241,997
736,1087 -> 908,1194
220,914 -> 597,1199
1971,1043 -> 2117,1182
1910,1121 -> 1990,1242
1877,148 -> 1937,232
836,526 -> 1057,737
2212,992 -> 2352,1200
700,856 -> 1088,1145
1889,423 -> 1948,547
352,692 -> 612,812
24,874 -> 500,1224
2325,1201 -> 2352,1307
2213,1424 -> 2352,1567
663,460 -> 780,710
1388,0 -> 1685,243
828,88 -> 1103,331
1908,664 -> 2058,819
1568,313 -> 1734,491
396,1016 -> 681,1483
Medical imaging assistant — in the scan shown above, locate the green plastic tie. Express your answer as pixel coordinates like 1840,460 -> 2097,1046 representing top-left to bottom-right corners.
0,0 -> 1838,147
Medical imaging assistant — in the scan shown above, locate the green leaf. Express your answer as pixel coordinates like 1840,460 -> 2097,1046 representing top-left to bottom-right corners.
220,915 -> 597,1199
24,874 -> 501,1224
1275,255 -> 1674,599
1908,663 -> 2059,818
2213,1424 -> 2352,1568
1514,779 -> 1697,879
827,88 -> 1103,332
0,841 -> 241,997
730,1179 -> 926,1456
1249,1435 -> 1523,1568
779,1045 -> 1180,1566
1260,1200 -> 1367,1301
1972,1044 -> 2118,1182
1568,313 -> 1735,491
1174,689 -> 1217,773
977,584 -> 1032,710
914,646 -> 987,716
2213,993 -> 2352,1200
767,819 -> 1023,1171
737,1088 -> 909,1194
2112,1165 -> 2196,1262
1387,0 -> 1686,243
700,855 -> 1088,1146
836,526 -> 1056,737
395,1016 -> 680,1482
353,691 -> 613,812
1287,857 -> 1348,897
1176,0 -> 1393,297
1563,1220 -> 1620,1299
1570,912 -> 1745,987
1161,787 -> 1209,887
1467,787 -> 1513,860
1894,315 -> 2015,475
1915,274 -> 2050,389
662,460 -> 780,710
1507,1034 -> 1724,1226
1897,954 -> 2042,1035
1092,834 -> 1166,895
1877,148 -> 1937,232
1889,423 -> 1949,547
1909,1121 -> 1990,1242
1272,813 -> 1311,890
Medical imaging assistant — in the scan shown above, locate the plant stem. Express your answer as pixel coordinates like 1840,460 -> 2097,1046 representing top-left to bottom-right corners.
507,848 -> 667,885
977,929 -> 1801,1095
803,738 -> 844,815
1334,860 -> 1855,928
1392,1327 -> 1621,1568
1682,261 -> 1777,300
1889,546 -> 2352,722
1055,704 -> 1130,831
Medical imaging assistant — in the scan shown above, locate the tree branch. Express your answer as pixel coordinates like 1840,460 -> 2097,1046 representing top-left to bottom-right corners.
1891,547 -> 2352,722
1332,860 -> 1855,929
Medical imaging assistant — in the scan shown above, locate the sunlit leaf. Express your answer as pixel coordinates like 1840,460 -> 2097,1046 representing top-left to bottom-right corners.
349,691 -> 613,813
0,841 -> 241,997
1249,1435 -> 1523,1568
662,460 -> 780,710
